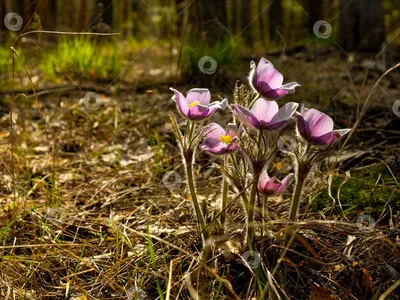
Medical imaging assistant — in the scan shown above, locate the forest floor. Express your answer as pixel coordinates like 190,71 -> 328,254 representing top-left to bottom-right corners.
0,41 -> 399,299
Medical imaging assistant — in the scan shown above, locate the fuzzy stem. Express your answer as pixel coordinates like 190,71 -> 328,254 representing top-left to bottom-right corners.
289,165 -> 310,222
262,195 -> 268,239
247,172 -> 260,248
185,150 -> 208,246
219,176 -> 229,235
187,121 -> 195,143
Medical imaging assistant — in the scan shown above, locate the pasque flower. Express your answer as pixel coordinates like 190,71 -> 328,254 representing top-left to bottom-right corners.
257,172 -> 294,196
249,57 -> 300,99
231,98 -> 298,130
170,88 -> 228,121
200,123 -> 239,155
296,106 -> 351,146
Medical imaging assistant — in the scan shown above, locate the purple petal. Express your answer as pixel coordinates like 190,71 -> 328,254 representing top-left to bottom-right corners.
263,82 -> 300,100
261,89 -> 289,99
261,177 -> 282,196
256,57 -> 270,69
304,108 -> 334,137
188,104 -> 210,120
275,174 -> 294,194
312,131 -> 338,145
200,139 -> 227,154
187,99 -> 227,121
280,82 -> 301,93
256,58 -> 284,90
251,98 -> 279,123
200,137 -> 238,155
296,113 -> 309,139
186,88 -> 211,106
231,104 -> 260,128
203,123 -> 226,139
170,88 -> 189,117
269,102 -> 299,129
257,172 -> 271,191
258,173 -> 294,196
252,59 -> 284,96
206,98 -> 228,116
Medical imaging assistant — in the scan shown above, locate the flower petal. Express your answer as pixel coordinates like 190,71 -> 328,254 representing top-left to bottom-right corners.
186,88 -> 211,106
296,113 -> 311,140
335,129 -> 351,138
257,171 -> 271,191
170,88 -> 189,117
262,177 -> 282,195
270,102 -> 299,128
312,131 -> 337,145
261,89 -> 289,99
204,98 -> 228,118
200,139 -> 227,154
281,81 -> 301,91
257,58 -> 284,89
231,104 -> 259,128
188,104 -> 210,120
275,174 -> 294,194
254,59 -> 284,95
203,123 -> 226,140
251,98 -> 279,124
304,108 -> 334,137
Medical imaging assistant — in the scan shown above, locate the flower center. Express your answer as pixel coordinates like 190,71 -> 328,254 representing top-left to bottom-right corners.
219,135 -> 232,145
189,101 -> 200,108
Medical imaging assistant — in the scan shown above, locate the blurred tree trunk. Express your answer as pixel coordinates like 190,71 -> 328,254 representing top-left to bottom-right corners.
234,0 -> 241,34
302,0 -> 323,31
269,0 -> 283,42
215,0 -> 227,27
189,0 -> 228,39
242,0 -> 251,42
97,0 -> 114,27
338,0 -> 385,51
0,1 -> 6,31
258,0 -> 266,45
175,0 -> 186,36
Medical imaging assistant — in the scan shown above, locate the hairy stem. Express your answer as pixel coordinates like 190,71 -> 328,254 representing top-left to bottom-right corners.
262,195 -> 268,239
289,165 -> 310,222
219,176 -> 229,235
247,172 -> 260,248
185,150 -> 208,246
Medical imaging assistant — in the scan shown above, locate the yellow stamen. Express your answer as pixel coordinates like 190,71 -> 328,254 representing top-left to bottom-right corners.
189,101 -> 200,108
219,135 -> 233,145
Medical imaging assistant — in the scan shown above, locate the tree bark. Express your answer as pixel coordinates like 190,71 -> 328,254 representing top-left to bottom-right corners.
338,0 -> 385,51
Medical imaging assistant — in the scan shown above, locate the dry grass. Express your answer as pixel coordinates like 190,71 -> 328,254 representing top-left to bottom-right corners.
0,86 -> 399,299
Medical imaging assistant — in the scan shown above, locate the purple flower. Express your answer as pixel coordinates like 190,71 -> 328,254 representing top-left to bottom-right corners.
257,172 -> 294,196
200,123 -> 239,155
249,58 -> 300,99
231,98 -> 298,130
170,88 -> 228,121
296,107 -> 351,146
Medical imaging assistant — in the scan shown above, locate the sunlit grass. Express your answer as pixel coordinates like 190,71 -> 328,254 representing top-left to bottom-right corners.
40,37 -> 120,82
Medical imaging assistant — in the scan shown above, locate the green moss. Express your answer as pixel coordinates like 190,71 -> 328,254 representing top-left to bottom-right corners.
313,162 -> 400,217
